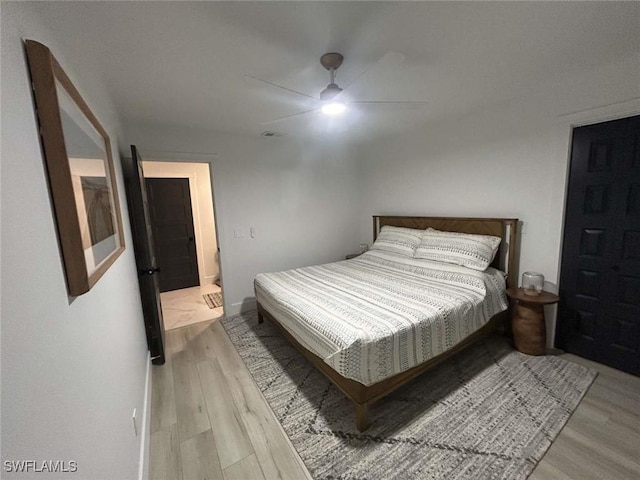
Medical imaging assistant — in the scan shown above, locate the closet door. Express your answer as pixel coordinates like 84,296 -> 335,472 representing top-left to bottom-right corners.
557,115 -> 640,375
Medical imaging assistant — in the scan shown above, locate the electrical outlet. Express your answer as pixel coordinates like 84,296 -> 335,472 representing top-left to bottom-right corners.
250,227 -> 256,238
132,408 -> 138,437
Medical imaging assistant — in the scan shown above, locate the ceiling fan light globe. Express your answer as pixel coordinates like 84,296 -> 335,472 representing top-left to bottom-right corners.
321,102 -> 346,115
320,83 -> 343,101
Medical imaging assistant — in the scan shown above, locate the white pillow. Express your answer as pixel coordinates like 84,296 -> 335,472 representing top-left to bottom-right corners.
414,228 -> 501,271
370,225 -> 423,257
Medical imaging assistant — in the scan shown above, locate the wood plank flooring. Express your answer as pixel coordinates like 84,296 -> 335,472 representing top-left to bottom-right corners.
150,318 -> 640,480
150,319 -> 311,480
530,354 -> 640,480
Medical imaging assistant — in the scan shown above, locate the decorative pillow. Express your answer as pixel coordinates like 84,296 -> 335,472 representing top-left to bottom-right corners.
414,228 -> 501,271
370,225 -> 423,257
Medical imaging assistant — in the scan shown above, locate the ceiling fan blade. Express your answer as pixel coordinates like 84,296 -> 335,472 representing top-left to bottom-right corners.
351,100 -> 428,105
261,108 -> 319,125
245,75 -> 317,100
337,51 -> 406,96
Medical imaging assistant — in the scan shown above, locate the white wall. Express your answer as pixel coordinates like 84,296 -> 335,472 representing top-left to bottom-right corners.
355,53 -> 640,346
142,161 -> 219,285
125,125 -> 362,315
1,3 -> 150,479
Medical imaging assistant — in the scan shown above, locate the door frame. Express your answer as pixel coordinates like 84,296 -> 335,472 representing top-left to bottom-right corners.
554,99 -> 640,347
137,150 -> 225,301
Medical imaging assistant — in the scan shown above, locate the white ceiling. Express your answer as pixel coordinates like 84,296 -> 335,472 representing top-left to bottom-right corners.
31,1 -> 640,140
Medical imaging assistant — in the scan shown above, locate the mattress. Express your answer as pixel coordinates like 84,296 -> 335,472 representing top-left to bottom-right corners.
254,249 -> 508,386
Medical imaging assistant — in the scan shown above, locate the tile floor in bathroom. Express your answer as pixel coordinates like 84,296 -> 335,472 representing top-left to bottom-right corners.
160,283 -> 224,331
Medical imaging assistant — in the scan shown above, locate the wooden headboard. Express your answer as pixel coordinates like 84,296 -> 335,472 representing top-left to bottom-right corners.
373,216 -> 519,288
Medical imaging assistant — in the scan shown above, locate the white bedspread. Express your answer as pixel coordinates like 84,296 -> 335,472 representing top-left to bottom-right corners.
254,250 -> 508,386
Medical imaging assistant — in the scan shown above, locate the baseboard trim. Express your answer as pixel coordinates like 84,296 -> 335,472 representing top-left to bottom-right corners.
228,297 -> 257,316
138,354 -> 152,480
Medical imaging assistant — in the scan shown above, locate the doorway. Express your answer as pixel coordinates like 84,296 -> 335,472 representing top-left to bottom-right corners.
556,115 -> 640,376
142,160 -> 224,331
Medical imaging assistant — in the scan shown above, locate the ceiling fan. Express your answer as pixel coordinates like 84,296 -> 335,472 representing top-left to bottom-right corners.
247,52 -> 427,125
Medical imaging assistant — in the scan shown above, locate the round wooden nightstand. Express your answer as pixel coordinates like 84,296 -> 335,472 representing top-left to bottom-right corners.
506,287 -> 559,356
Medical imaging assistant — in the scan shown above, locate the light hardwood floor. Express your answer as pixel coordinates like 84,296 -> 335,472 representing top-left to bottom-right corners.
530,354 -> 640,480
150,318 -> 640,480
150,319 -> 312,480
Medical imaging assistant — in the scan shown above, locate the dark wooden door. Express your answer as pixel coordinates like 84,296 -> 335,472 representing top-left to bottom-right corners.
557,115 -> 640,375
122,146 -> 165,365
145,178 -> 200,292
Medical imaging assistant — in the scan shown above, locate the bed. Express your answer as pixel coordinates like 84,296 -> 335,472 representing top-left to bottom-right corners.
255,216 -> 518,431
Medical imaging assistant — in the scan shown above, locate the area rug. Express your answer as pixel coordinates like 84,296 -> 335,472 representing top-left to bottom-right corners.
203,292 -> 223,308
221,312 -> 597,479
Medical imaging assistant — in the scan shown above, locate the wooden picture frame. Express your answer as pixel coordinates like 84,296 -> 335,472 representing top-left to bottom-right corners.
25,40 -> 125,296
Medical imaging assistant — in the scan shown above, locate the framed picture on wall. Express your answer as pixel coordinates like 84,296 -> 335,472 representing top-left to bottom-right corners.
25,40 -> 125,297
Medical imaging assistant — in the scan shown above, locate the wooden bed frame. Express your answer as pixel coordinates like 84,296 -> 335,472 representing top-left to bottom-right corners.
257,215 -> 519,431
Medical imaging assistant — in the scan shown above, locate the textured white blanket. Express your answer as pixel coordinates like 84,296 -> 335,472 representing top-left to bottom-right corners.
255,250 -> 508,386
